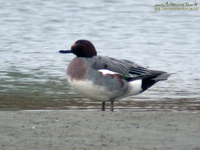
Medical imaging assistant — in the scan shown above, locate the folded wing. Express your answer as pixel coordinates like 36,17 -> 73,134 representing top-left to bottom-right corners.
91,56 -> 170,81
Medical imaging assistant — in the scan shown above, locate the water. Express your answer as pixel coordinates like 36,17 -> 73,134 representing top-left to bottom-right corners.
0,0 -> 200,111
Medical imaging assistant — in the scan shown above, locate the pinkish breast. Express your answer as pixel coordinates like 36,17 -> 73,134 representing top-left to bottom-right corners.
67,57 -> 89,81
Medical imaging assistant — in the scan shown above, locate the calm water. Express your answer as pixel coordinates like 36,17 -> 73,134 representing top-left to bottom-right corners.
0,0 -> 200,111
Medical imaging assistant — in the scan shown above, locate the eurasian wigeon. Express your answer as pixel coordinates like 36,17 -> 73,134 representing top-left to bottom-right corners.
59,40 -> 171,111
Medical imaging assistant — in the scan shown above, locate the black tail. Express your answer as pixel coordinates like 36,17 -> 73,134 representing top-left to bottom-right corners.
141,71 -> 172,92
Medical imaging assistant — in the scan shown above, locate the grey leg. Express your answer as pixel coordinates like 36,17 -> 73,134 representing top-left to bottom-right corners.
110,98 -> 114,111
102,102 -> 105,111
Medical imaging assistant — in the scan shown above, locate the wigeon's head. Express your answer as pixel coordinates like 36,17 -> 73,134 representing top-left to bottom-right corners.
59,40 -> 97,58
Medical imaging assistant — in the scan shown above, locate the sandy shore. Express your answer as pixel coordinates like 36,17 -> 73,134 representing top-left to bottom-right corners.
0,110 -> 200,150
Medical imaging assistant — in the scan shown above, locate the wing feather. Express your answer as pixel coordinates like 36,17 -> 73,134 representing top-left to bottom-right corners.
90,56 -> 155,79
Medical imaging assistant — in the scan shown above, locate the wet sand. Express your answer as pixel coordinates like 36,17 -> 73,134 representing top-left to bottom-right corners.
0,110 -> 200,150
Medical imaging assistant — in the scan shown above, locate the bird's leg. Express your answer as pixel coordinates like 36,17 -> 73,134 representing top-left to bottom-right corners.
102,102 -> 105,111
110,98 -> 114,111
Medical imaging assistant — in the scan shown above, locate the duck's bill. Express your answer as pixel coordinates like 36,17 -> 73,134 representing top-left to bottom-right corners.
59,50 -> 72,53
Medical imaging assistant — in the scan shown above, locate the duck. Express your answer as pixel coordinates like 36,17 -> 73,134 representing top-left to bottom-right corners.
59,39 -> 171,111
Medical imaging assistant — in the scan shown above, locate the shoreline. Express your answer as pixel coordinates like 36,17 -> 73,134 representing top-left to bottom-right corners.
0,110 -> 200,150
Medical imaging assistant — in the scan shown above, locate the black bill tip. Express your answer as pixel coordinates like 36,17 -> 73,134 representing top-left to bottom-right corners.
59,50 -> 72,54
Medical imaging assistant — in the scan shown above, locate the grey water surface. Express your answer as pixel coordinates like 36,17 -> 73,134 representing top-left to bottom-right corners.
0,0 -> 200,111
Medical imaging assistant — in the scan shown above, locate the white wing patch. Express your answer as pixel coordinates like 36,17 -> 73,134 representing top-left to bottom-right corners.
98,69 -> 120,76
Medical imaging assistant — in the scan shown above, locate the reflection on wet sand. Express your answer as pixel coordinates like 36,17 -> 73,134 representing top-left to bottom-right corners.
1,93 -> 200,111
